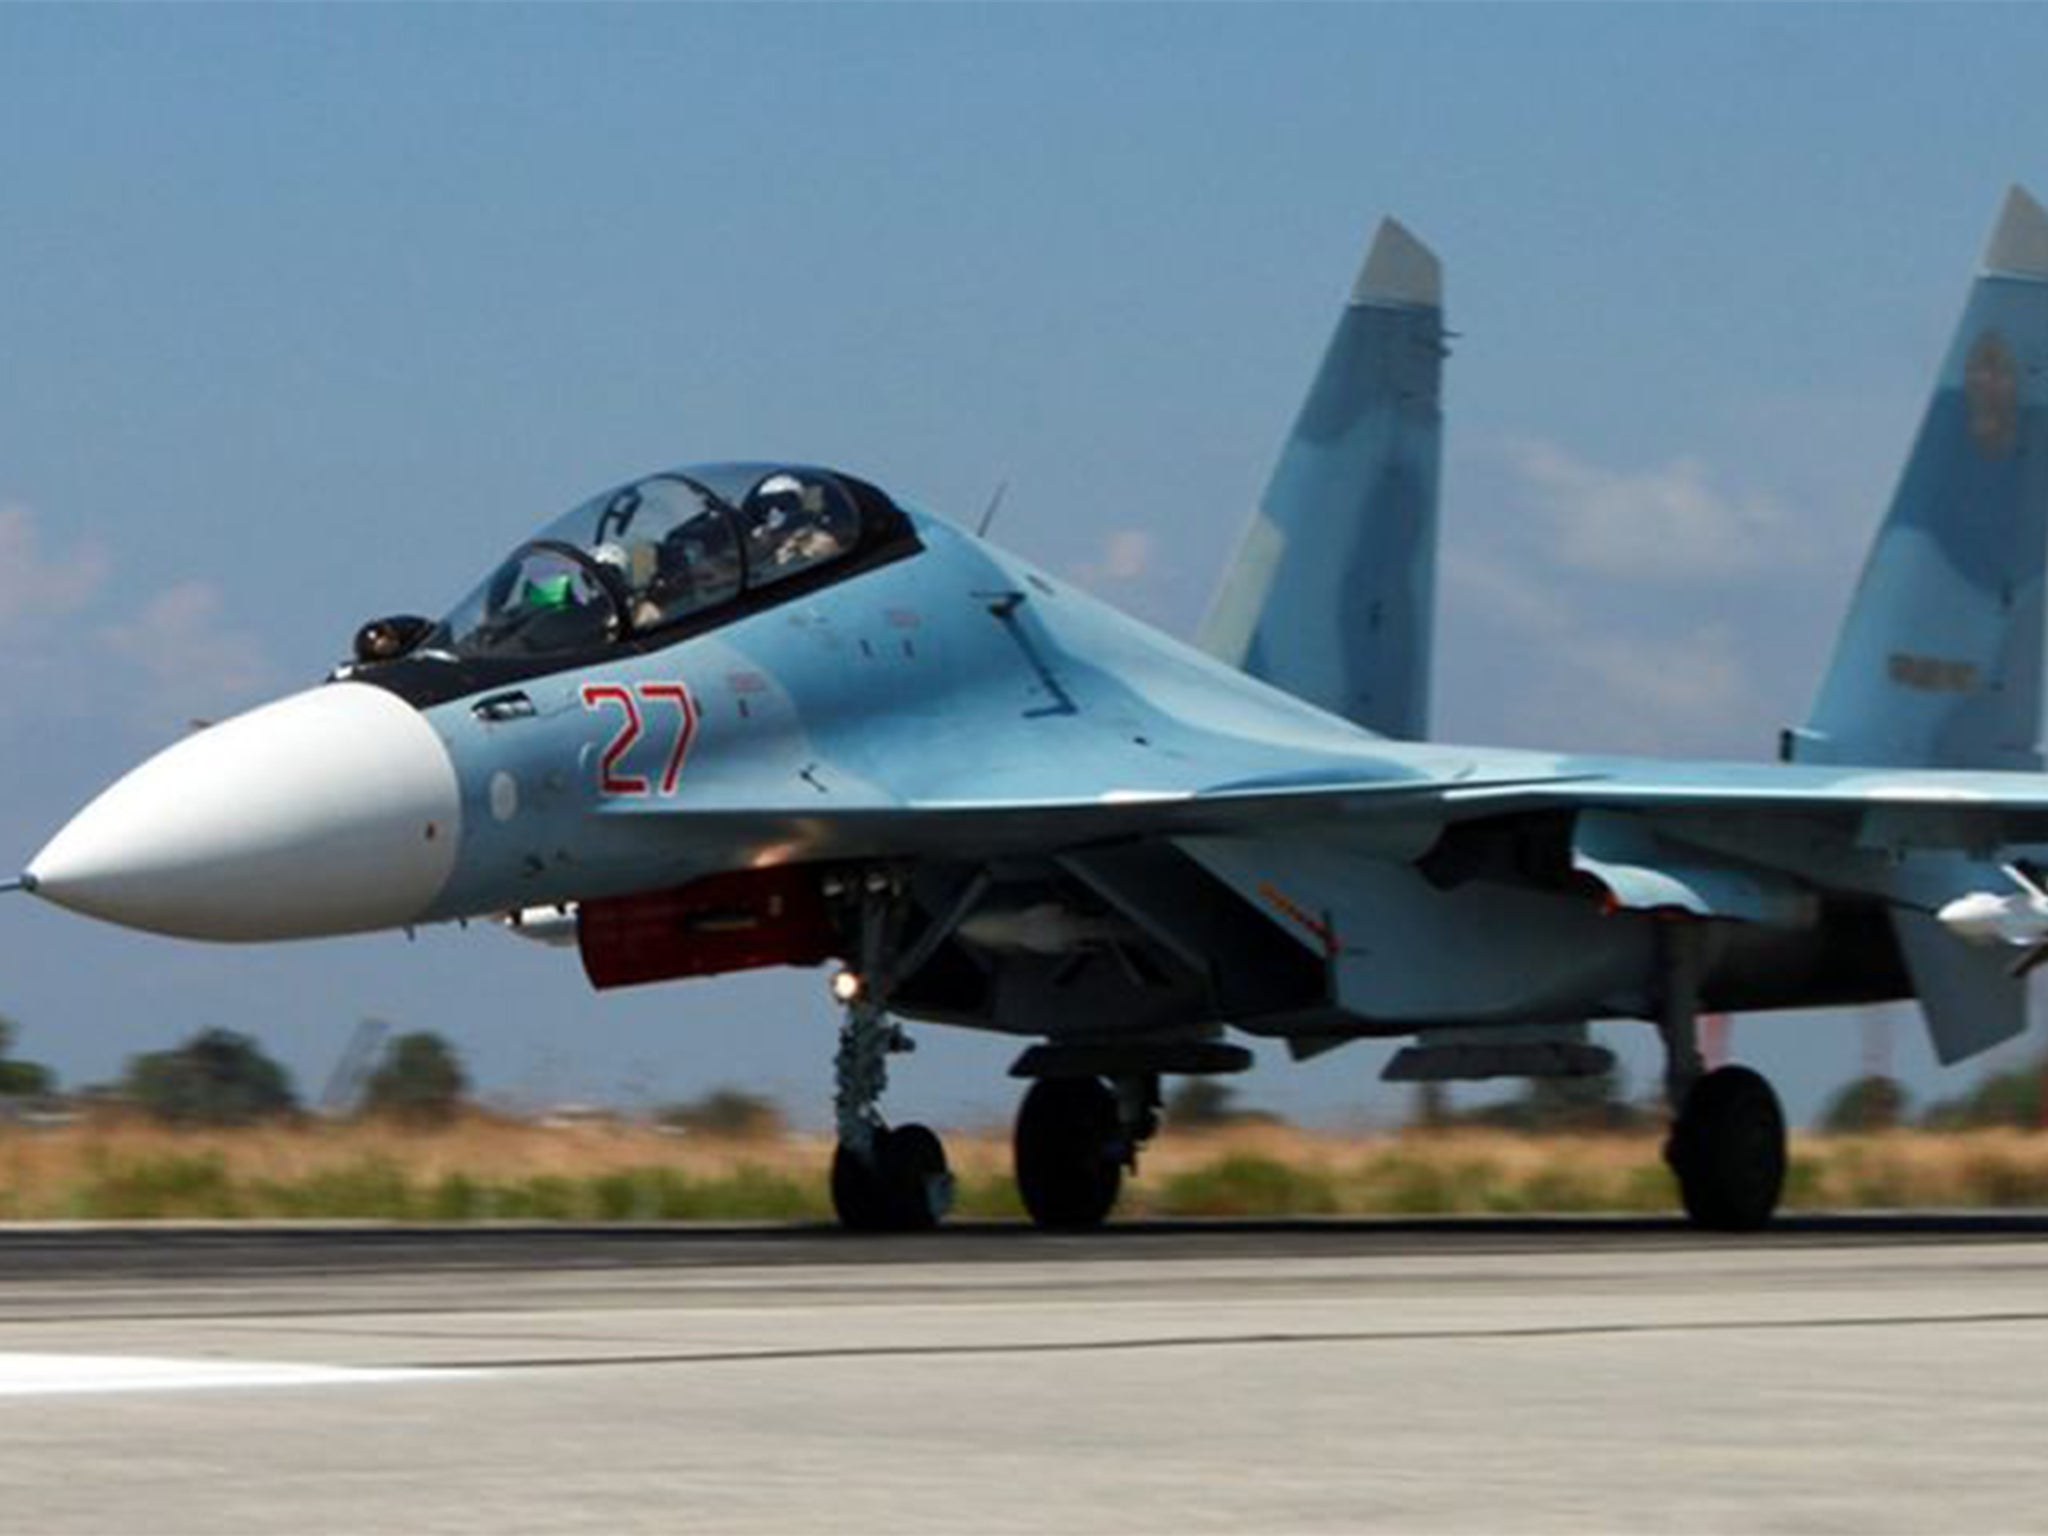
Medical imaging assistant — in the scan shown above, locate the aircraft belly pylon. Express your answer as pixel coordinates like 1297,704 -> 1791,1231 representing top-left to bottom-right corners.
20,192 -> 2048,1233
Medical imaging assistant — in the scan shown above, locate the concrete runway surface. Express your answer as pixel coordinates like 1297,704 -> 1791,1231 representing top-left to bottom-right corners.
2,1218 -> 2047,1534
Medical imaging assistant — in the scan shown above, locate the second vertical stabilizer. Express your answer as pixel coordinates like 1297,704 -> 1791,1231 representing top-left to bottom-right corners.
1792,186 -> 2048,1067
1791,185 -> 2048,773
1200,219 -> 1446,739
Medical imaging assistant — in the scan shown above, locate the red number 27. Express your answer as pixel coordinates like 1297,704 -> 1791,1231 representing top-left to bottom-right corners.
580,681 -> 700,796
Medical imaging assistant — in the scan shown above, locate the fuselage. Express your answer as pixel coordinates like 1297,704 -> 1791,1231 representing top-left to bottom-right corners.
24,466 -> 1920,1042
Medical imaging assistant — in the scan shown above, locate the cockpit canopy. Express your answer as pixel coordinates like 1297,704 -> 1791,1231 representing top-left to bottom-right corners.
434,463 -> 901,663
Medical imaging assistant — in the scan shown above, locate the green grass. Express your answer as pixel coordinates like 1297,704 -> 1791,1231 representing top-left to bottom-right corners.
46,1148 -> 833,1223
10,1120 -> 2048,1222
1155,1153 -> 1342,1217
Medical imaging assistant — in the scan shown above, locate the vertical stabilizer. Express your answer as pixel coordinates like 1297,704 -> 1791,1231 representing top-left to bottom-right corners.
1791,186 -> 2048,773
1792,186 -> 2048,1067
1200,218 -> 1446,738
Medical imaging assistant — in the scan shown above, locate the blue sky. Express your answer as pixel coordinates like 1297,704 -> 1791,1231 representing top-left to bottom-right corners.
4,5 -> 2048,1127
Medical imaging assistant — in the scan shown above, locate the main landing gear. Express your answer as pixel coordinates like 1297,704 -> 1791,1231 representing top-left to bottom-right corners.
1656,928 -> 1787,1231
1013,1076 -> 1151,1229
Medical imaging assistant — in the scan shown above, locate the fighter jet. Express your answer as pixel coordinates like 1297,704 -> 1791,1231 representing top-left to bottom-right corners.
18,189 -> 2048,1233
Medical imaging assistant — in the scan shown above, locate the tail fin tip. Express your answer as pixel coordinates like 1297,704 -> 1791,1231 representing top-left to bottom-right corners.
1351,217 -> 1441,309
1983,184 -> 2048,279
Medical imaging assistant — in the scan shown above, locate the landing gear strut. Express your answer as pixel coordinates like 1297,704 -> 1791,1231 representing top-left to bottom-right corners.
829,876 -> 953,1233
1655,926 -> 1786,1231
1013,1074 -> 1157,1230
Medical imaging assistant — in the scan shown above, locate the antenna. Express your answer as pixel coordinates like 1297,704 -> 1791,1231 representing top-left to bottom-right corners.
976,479 -> 1009,539
0,875 -> 32,896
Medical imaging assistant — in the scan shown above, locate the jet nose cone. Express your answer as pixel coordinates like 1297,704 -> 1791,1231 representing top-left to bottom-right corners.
27,682 -> 461,941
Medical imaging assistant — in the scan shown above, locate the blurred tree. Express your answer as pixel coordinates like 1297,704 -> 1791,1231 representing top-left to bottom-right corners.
0,1014 -> 55,1099
1819,1073 -> 1910,1133
1163,1077 -> 1284,1129
124,1028 -> 297,1126
657,1087 -> 786,1138
0,1059 -> 54,1098
1166,1078 -> 1239,1128
1922,1054 -> 2046,1130
1411,1082 -> 1451,1130
1465,1066 -> 1643,1133
361,1031 -> 469,1127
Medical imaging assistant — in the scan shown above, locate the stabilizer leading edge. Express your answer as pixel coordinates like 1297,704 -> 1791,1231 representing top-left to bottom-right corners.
1200,219 -> 1446,739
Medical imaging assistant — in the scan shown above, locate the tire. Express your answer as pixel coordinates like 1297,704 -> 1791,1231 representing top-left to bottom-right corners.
831,1138 -> 895,1232
1014,1077 -> 1123,1231
881,1122 -> 952,1231
1667,1065 -> 1787,1232
831,1124 -> 952,1232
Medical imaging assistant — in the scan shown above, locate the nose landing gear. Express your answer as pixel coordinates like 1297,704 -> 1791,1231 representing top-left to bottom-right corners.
830,994 -> 954,1232
828,876 -> 955,1234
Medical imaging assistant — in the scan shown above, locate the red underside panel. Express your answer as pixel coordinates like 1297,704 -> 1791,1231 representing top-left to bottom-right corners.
578,868 -> 842,990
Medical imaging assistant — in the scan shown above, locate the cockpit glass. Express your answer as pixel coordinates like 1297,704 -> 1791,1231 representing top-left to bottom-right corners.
440,544 -> 620,660
587,477 -> 742,629
430,464 -> 872,662
737,471 -> 860,589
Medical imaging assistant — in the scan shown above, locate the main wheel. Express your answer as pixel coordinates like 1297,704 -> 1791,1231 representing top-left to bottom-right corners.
1666,1065 -> 1786,1232
831,1124 -> 952,1232
1014,1076 -> 1124,1231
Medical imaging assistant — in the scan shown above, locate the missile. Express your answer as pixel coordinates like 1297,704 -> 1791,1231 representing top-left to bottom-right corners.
1936,889 -> 2048,947
1936,865 -> 2048,975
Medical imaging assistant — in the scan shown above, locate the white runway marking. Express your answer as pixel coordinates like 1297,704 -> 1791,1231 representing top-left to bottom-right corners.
0,1353 -> 465,1398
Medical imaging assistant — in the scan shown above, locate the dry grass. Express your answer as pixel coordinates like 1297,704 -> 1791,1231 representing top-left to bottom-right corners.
5,1115 -> 2048,1221
1131,1124 -> 2048,1215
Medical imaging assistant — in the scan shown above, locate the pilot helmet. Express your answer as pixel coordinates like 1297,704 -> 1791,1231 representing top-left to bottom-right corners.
755,472 -> 823,518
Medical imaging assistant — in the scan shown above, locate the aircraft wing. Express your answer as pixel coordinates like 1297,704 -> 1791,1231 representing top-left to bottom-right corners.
738,757 -> 2048,1068
1423,761 -> 2048,846
599,773 -> 1560,864
613,758 -> 2048,866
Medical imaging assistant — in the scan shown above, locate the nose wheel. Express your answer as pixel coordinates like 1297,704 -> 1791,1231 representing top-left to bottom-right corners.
831,1122 -> 951,1232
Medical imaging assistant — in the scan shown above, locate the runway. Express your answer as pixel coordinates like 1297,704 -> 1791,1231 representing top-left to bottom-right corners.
2,1219 -> 2046,1533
